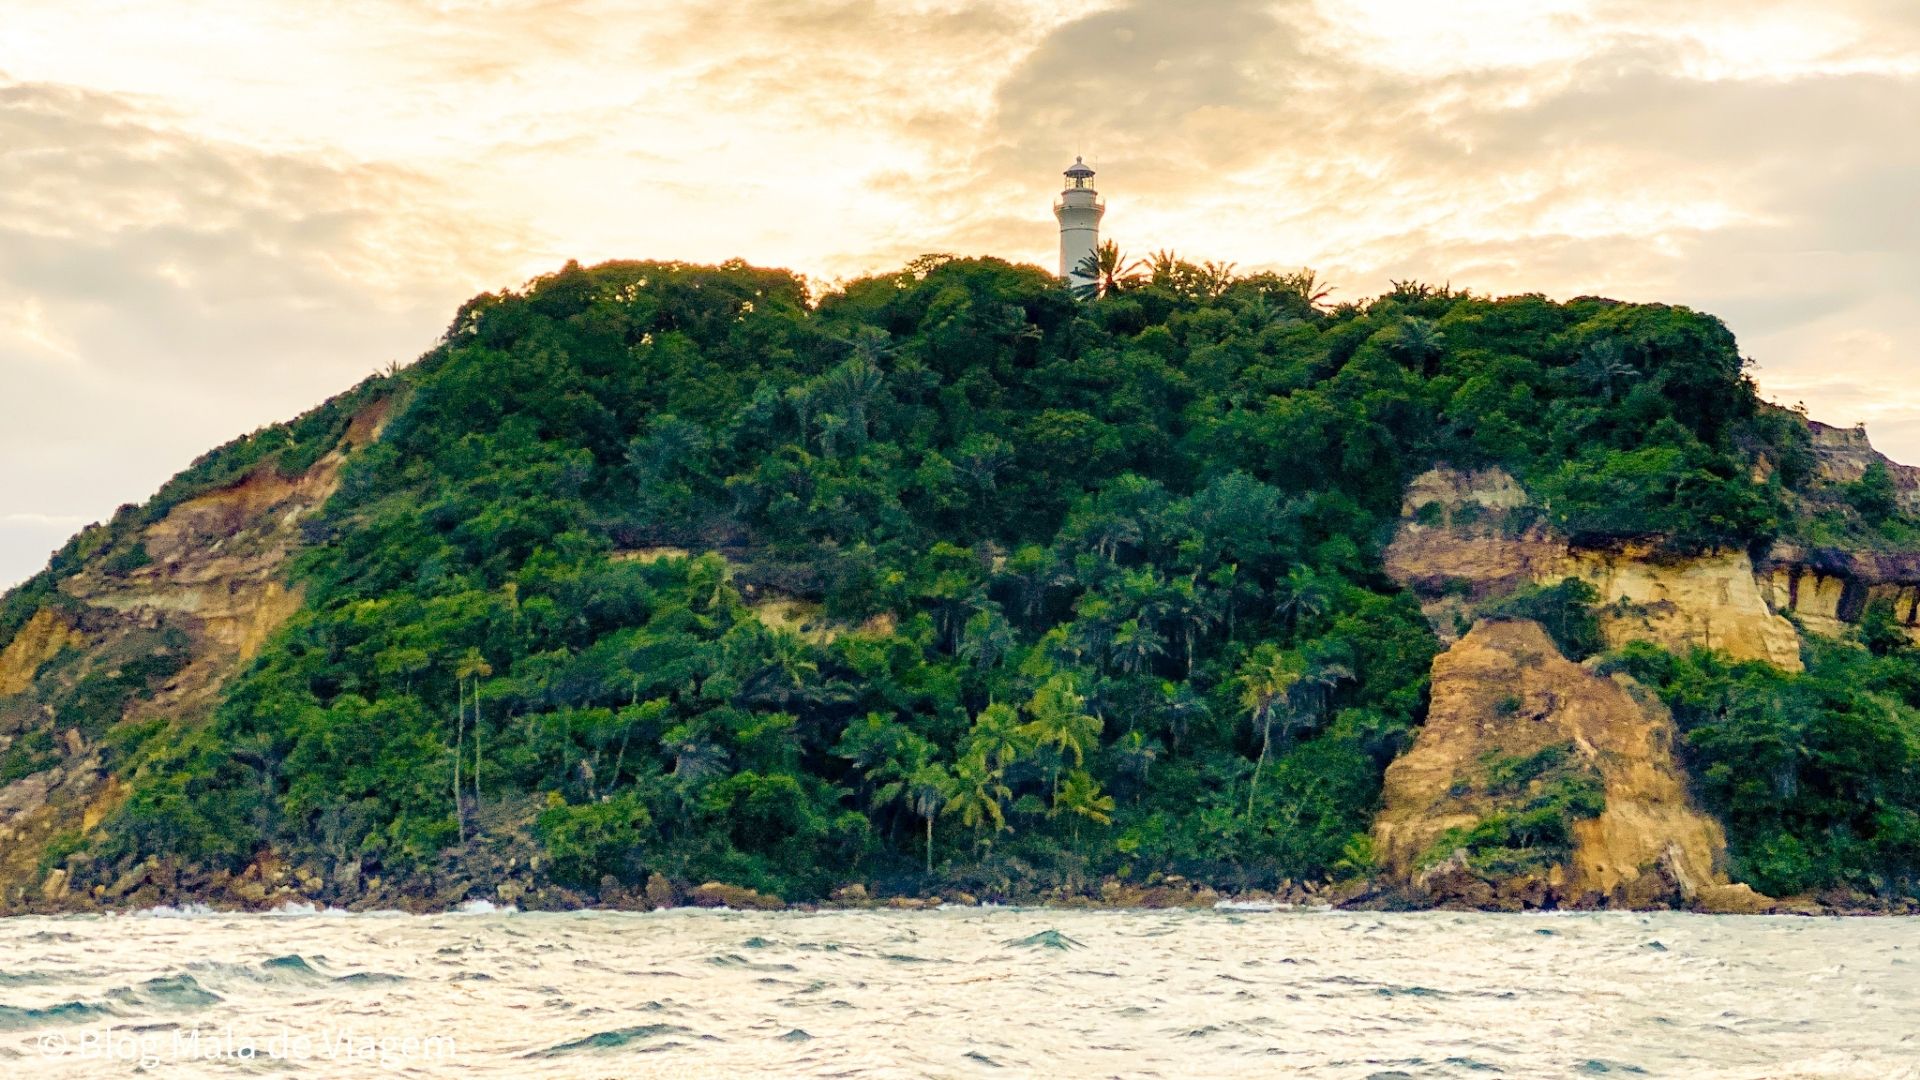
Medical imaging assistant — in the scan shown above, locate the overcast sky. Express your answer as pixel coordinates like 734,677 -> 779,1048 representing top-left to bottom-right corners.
3,0 -> 1917,589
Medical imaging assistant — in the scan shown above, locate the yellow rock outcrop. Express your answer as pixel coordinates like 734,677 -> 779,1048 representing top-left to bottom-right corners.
0,608 -> 83,696
1373,619 -> 1766,910
1566,546 -> 1804,670
1385,467 -> 1805,671
0,394 -> 393,908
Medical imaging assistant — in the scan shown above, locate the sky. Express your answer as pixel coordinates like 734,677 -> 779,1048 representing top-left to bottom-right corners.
2,0 -> 1917,589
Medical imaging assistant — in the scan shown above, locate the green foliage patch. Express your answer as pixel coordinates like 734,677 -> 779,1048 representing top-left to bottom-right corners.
1418,742 -> 1607,876
1609,630 -> 1920,898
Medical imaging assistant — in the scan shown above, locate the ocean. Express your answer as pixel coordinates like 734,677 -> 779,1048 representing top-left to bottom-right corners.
0,906 -> 1913,1078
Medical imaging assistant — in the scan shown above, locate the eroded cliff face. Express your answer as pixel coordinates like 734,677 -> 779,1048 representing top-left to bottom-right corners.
1372,619 -> 1769,911
1384,468 -> 1807,669
1565,546 -> 1805,668
0,608 -> 82,696
1803,420 -> 1920,512
0,397 -> 391,909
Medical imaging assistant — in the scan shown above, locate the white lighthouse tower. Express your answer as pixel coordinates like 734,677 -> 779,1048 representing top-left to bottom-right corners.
1055,156 -> 1104,286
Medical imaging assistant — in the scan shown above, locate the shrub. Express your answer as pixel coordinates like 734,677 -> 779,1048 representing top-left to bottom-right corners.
1477,578 -> 1605,660
535,793 -> 654,888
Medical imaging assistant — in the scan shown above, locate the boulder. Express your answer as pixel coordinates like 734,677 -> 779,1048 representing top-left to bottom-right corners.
1695,883 -> 1776,915
828,883 -> 870,904
644,873 -> 677,908
689,881 -> 784,910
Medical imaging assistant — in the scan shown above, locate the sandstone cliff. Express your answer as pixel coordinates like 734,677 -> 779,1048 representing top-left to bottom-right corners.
0,395 -> 391,909
1384,467 -> 1808,668
1386,446 -> 1920,668
1372,619 -> 1769,912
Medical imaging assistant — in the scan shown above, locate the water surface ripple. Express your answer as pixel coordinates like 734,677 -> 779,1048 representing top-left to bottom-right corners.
0,908 -> 1913,1077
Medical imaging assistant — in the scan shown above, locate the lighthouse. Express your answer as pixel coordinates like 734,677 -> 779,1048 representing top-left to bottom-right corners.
1055,156 -> 1104,286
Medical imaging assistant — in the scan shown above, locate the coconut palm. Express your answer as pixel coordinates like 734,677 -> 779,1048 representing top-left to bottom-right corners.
1275,269 -> 1336,310
1237,645 -> 1305,821
1389,316 -> 1447,375
1157,680 -> 1212,758
1572,339 -> 1635,403
452,647 -> 492,841
1073,240 -> 1142,299
944,751 -> 1011,844
1274,566 -> 1335,633
958,608 -> 1018,671
1109,618 -> 1167,675
1018,675 -> 1103,797
663,723 -> 728,783
903,762 -> 952,875
1296,656 -> 1355,725
1111,730 -> 1160,801
1052,770 -> 1116,846
812,353 -> 887,454
998,545 -> 1059,628
964,703 -> 1032,772
1197,260 -> 1238,299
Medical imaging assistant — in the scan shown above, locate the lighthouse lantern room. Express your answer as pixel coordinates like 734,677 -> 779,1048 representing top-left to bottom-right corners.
1055,156 -> 1105,287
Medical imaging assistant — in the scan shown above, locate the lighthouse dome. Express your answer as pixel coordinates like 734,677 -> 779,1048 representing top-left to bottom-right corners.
1064,156 -> 1095,178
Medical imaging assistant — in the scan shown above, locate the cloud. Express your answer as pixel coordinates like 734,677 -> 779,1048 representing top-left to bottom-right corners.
924,1 -> 1920,465
0,78 -> 532,587
2,0 -> 1918,589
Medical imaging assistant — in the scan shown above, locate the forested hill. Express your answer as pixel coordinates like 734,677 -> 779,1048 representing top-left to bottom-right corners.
5,254 -> 1920,912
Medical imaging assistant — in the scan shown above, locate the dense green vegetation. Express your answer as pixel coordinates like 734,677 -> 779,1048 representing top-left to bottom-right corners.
1418,741 -> 1607,876
1477,579 -> 1606,661
8,254 -> 1917,903
1609,608 -> 1920,898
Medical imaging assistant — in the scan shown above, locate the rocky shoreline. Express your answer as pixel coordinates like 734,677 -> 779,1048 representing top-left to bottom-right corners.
8,858 -> 1914,918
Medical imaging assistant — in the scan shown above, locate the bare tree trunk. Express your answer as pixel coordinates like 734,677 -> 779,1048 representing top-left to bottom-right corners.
611,720 -> 635,794
453,680 -> 466,844
472,695 -> 483,822
1246,715 -> 1270,822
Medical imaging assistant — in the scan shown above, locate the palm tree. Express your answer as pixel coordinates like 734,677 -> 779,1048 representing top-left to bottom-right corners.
903,762 -> 952,875
1237,645 -> 1305,822
1389,316 -> 1446,375
1112,730 -> 1160,801
1109,618 -> 1167,675
1296,655 -> 1355,725
1275,269 -> 1335,310
964,703 -> 1031,772
958,608 -> 1018,671
1157,680 -> 1211,759
664,724 -> 728,783
1274,566 -> 1335,633
741,629 -> 819,706
999,545 -> 1057,628
1052,770 -> 1116,846
1239,293 -> 1306,333
1072,240 -> 1142,300
865,730 -> 934,841
1197,260 -> 1238,299
1080,511 -> 1141,561
944,752 -> 1011,846
1572,339 -> 1635,403
1019,675 -> 1103,797
812,353 -> 887,455
452,648 -> 492,841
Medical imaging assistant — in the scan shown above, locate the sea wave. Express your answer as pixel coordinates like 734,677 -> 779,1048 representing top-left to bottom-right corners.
1,909 -> 1915,1078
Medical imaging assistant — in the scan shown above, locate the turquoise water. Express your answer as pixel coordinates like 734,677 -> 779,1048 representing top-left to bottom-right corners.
0,906 -> 1914,1077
